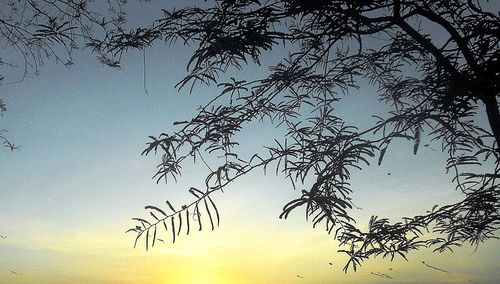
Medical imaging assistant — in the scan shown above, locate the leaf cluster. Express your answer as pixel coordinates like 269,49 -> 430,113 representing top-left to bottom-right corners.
0,0 -> 127,82
97,0 -> 500,272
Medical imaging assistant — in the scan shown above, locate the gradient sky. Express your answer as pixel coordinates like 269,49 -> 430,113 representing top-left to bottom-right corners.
1,1 -> 499,283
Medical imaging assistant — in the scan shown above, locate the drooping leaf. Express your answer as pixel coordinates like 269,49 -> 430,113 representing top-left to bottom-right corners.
171,216 -> 176,243
145,205 -> 167,216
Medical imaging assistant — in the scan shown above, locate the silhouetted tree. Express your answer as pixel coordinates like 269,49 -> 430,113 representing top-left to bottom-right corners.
0,0 -> 127,81
97,0 -> 500,272
6,0 -> 499,272
0,0 -> 127,151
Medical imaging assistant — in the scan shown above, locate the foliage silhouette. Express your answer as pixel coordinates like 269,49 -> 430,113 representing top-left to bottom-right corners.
89,0 -> 500,272
2,0 -> 498,273
0,0 -> 128,83
0,0 -> 128,151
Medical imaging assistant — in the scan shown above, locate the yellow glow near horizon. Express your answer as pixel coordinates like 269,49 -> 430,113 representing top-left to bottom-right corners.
163,269 -> 231,284
1,173 -> 498,283
1,217 -> 499,283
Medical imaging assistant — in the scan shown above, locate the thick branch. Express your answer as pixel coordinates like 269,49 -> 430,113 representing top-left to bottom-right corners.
411,5 -> 478,72
482,94 -> 500,150
392,1 -> 463,80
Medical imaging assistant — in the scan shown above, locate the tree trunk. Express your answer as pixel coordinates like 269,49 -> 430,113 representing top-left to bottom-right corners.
482,94 -> 500,151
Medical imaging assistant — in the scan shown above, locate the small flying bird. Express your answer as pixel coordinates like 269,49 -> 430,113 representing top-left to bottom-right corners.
329,262 -> 333,266
296,275 -> 304,278
389,267 -> 399,273
0,235 -> 7,239
422,261 -> 449,273
387,172 -> 391,176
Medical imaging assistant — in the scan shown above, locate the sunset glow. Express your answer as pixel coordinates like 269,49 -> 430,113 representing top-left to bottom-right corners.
1,1 -> 499,283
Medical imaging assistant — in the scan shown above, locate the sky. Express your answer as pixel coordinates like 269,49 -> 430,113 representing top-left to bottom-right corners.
0,1 -> 499,283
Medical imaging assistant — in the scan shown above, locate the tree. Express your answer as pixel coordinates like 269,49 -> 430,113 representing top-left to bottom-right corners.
7,0 -> 500,272
0,0 -> 127,151
0,0 -> 128,81
96,0 -> 500,272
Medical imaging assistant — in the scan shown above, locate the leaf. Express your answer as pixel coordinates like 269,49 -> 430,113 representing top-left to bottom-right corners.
190,188 -> 201,198
190,187 -> 205,196
132,218 -> 151,225
378,146 -> 387,166
186,208 -> 190,235
207,195 -> 220,226
152,226 -> 157,247
163,219 -> 168,233
133,232 -> 141,249
166,200 -> 176,212
195,203 -> 202,231
413,127 -> 420,155
177,212 -> 183,235
145,205 -> 167,216
171,216 -> 176,243
150,212 -> 159,220
204,198 -> 215,231
279,198 -> 308,219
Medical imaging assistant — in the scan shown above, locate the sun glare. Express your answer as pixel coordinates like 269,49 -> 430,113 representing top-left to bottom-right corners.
166,273 -> 231,284
152,263 -> 236,284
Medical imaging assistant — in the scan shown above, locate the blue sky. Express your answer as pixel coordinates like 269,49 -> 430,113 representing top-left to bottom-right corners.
0,1 -> 499,283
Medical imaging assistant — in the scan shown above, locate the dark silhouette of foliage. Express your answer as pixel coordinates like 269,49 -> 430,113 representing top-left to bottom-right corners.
0,0 -> 127,83
3,0 -> 496,273
0,0 -> 128,153
93,0 -> 500,272
91,0 -> 500,272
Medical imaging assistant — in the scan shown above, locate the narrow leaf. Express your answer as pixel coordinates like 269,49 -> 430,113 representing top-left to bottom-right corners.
150,212 -> 159,220
186,208 -> 191,235
207,195 -> 220,226
378,147 -> 387,166
133,232 -> 141,248
413,127 -> 420,155
177,212 -> 183,236
145,205 -> 167,216
171,216 -> 176,243
152,226 -> 157,247
195,203 -> 202,231
132,218 -> 150,225
204,198 -> 215,231
166,200 -> 176,212
163,219 -> 168,233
